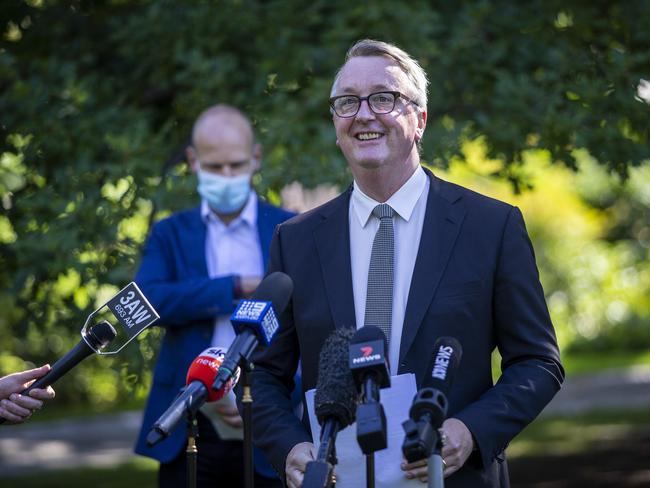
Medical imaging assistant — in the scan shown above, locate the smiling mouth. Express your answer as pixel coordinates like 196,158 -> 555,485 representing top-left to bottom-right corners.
356,132 -> 383,141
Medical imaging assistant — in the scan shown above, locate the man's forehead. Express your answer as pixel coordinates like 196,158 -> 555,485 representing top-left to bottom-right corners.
196,138 -> 251,158
334,55 -> 408,94
193,110 -> 253,148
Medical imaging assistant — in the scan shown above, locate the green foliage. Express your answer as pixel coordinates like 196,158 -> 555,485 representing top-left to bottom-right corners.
440,145 -> 650,354
0,1 -> 648,407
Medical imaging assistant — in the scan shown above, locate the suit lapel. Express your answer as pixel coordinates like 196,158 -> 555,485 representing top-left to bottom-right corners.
185,206 -> 209,277
313,189 -> 357,331
256,201 -> 274,269
399,171 -> 466,366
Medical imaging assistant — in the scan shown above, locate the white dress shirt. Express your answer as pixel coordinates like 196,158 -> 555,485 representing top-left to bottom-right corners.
201,193 -> 264,348
349,166 -> 429,374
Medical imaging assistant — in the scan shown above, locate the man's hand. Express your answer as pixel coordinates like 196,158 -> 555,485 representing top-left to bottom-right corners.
286,441 -> 316,488
239,277 -> 262,298
440,418 -> 475,477
401,417 -> 475,482
213,402 -> 243,428
0,365 -> 56,423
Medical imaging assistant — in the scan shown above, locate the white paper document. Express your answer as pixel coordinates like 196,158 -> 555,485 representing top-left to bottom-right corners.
306,373 -> 420,487
200,391 -> 244,441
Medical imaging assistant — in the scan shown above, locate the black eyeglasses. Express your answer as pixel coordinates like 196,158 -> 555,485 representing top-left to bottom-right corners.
329,91 -> 419,118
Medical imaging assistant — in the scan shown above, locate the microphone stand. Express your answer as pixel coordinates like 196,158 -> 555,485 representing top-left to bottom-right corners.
303,421 -> 339,488
402,386 -> 449,488
358,377 -> 385,488
427,429 -> 444,488
185,409 -> 199,488
366,453 -> 374,488
402,416 -> 444,488
241,359 -> 254,488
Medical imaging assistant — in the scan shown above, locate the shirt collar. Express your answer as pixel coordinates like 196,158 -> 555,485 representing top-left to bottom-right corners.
200,191 -> 258,227
351,165 -> 427,228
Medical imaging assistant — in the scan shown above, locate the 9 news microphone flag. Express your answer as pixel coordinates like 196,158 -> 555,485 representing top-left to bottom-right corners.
212,272 -> 293,392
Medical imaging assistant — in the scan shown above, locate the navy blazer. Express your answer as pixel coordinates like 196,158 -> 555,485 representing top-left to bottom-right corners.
134,199 -> 294,470
248,169 -> 564,487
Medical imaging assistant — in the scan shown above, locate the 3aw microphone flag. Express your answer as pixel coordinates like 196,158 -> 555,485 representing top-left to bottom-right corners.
84,282 -> 160,355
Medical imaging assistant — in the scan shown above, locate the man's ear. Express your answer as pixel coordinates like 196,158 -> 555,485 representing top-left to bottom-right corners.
414,110 -> 427,143
186,146 -> 199,173
251,143 -> 262,173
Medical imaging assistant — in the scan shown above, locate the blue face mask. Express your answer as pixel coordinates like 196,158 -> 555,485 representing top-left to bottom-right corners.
197,170 -> 251,214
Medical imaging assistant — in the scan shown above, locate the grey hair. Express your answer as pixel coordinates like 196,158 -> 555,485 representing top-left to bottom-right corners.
331,39 -> 429,110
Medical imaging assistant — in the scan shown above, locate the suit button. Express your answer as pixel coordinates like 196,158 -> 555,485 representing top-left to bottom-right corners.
400,362 -> 406,368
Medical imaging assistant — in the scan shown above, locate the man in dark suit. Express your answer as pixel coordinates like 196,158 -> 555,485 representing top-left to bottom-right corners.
134,105 -> 294,487
246,40 -> 564,487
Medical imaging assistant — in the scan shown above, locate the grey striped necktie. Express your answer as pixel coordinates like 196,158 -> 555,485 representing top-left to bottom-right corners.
364,203 -> 395,345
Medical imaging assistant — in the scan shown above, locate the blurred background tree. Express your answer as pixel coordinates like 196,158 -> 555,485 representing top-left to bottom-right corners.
0,0 -> 648,408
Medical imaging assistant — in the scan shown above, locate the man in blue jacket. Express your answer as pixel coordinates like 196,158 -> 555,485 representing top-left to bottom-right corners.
134,104 -> 294,488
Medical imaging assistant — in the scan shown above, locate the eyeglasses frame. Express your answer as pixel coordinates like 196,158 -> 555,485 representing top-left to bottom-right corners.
328,90 -> 420,118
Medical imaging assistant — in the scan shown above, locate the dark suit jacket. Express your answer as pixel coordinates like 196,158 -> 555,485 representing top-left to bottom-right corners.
133,199 -> 294,475
248,169 -> 564,487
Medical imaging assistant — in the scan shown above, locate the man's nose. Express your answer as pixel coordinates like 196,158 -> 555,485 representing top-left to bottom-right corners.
221,165 -> 234,177
355,99 -> 375,120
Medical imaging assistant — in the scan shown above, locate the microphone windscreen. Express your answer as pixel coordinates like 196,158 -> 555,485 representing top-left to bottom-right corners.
86,320 -> 117,350
187,347 -> 240,402
252,271 -> 293,315
422,337 -> 462,394
315,327 -> 357,428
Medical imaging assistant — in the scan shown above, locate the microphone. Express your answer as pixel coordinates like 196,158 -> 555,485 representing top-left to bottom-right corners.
348,326 -> 391,454
146,347 -> 239,447
212,271 -> 293,392
303,327 -> 357,488
0,320 -> 117,425
402,337 -> 462,463
24,321 -> 117,394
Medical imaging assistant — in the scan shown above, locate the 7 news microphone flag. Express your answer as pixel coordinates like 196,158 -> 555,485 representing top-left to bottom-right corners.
348,326 -> 391,455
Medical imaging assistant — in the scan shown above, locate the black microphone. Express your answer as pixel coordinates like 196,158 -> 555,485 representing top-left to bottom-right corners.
402,337 -> 462,463
303,327 -> 357,488
26,320 -> 117,394
0,321 -> 117,425
348,326 -> 391,454
212,271 -> 293,392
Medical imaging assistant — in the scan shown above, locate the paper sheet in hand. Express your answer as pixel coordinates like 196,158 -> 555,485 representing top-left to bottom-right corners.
200,391 -> 243,441
306,373 -> 419,487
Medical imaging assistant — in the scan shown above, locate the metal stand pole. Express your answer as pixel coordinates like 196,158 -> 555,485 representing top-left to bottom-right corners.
366,453 -> 375,488
185,409 -> 198,488
427,431 -> 444,488
242,360 -> 254,488
303,421 -> 339,488
427,453 -> 444,488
